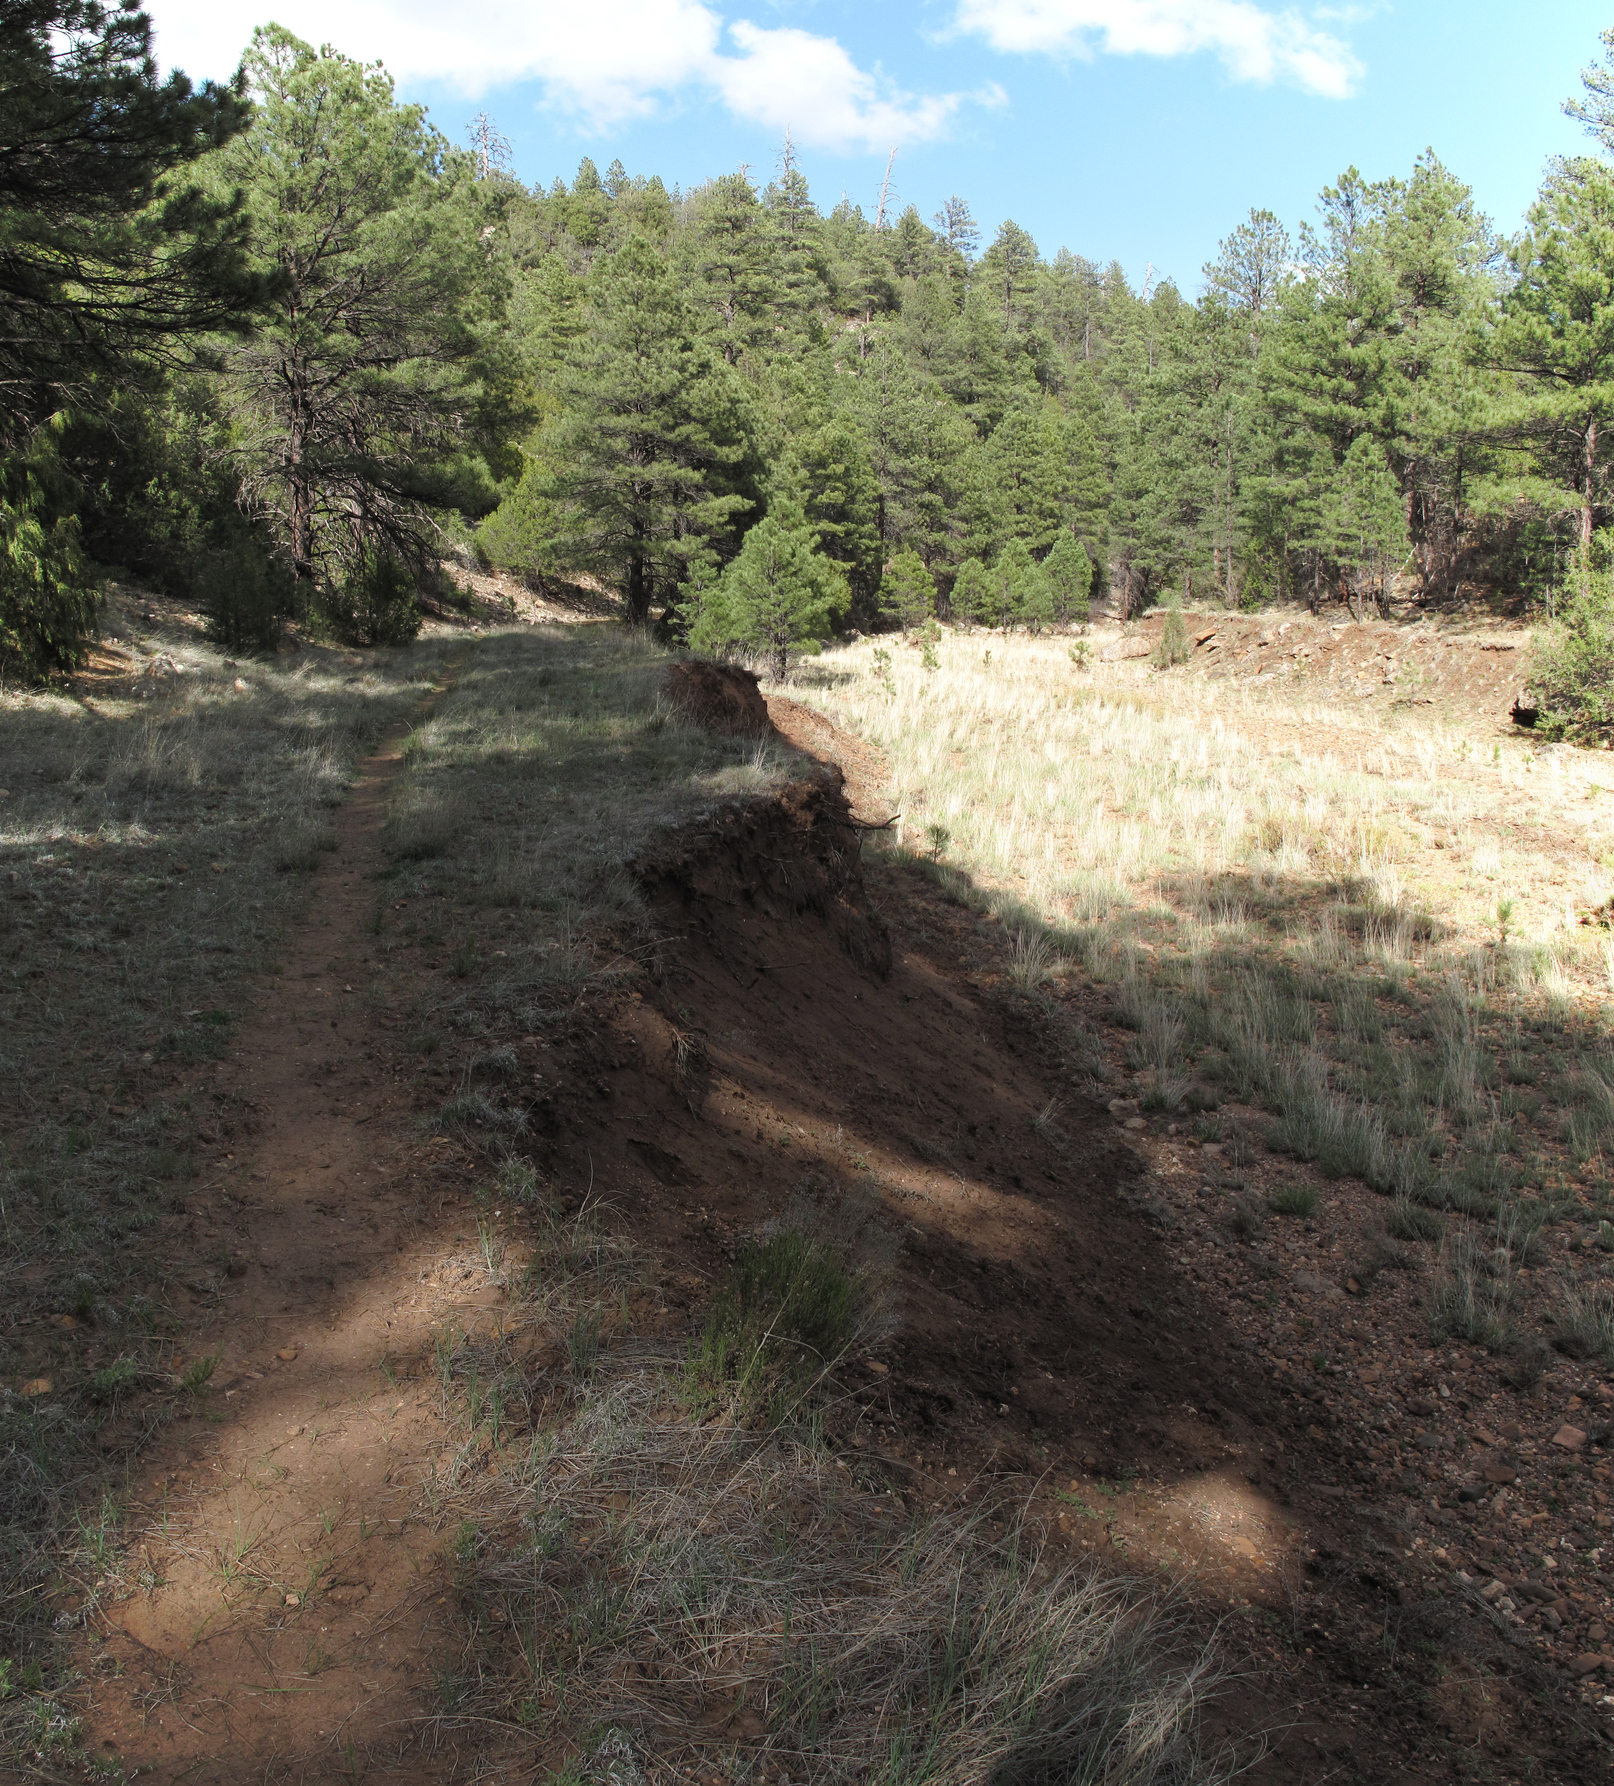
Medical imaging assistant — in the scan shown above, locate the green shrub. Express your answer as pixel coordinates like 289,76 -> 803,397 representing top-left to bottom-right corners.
318,545 -> 421,646
0,430 -> 100,681
1152,589 -> 1189,668
195,517 -> 295,648
89,1358 -> 140,1406
1532,534 -> 1614,739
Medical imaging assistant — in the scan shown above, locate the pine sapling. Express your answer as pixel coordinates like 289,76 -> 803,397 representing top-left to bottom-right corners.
1153,589 -> 1189,668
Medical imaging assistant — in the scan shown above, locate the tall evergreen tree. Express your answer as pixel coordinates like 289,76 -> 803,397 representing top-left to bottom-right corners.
948,554 -> 989,624
690,509 -> 845,678
0,0 -> 261,437
1044,531 -> 1092,626
1,0 -> 262,674
683,172 -> 778,365
1476,160 -> 1614,548
208,26 -> 499,605
498,235 -> 760,620
879,546 -> 935,629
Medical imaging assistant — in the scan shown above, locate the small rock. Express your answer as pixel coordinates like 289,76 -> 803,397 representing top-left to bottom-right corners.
233,678 -> 248,692
1124,1116 -> 1147,1130
1416,1432 -> 1443,1450
1553,1425 -> 1589,1452
20,1376 -> 52,1397
1229,1535 -> 1259,1558
277,1348 -> 299,1361
865,1360 -> 889,1375
1483,1463 -> 1518,1484
1482,1579 -> 1506,1602
1591,1623 -> 1608,1643
285,1593 -> 300,1608
1571,1653 -> 1606,1678
47,1314 -> 76,1330
1315,1484 -> 1346,1498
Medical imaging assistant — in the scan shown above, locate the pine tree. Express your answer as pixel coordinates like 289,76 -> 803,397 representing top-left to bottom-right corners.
1476,156 -> 1614,550
891,206 -> 936,281
767,366 -> 882,611
1044,532 -> 1092,627
947,555 -> 989,625
879,547 -> 935,630
763,163 -> 830,339
684,172 -> 778,365
0,0 -> 262,674
988,537 -> 1039,630
690,511 -> 845,679
980,220 -> 1040,328
208,25 -> 496,612
0,0 -> 261,439
847,335 -> 974,567
504,235 -> 760,620
1318,435 -> 1408,613
932,196 -> 979,261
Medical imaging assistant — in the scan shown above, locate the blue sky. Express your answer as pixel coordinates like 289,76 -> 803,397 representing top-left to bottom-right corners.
149,1 -> 1603,292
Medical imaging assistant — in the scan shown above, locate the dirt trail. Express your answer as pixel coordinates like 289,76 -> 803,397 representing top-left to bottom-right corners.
88,680 -> 475,1783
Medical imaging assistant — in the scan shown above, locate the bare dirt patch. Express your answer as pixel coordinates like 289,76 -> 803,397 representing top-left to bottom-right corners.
663,660 -> 774,736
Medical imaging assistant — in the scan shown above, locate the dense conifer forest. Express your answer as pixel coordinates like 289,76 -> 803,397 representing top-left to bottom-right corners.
6,6 -> 1614,708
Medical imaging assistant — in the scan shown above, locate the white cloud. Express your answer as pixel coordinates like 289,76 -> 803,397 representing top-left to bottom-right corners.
711,22 -> 964,150
145,2 -> 968,150
951,0 -> 1361,98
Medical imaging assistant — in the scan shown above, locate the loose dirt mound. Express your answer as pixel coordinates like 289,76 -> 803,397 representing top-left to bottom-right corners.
1098,609 -> 1533,723
663,659 -> 774,734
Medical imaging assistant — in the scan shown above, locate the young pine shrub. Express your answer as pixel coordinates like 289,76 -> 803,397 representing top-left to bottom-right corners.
318,544 -> 422,646
1152,590 -> 1190,669
879,548 -> 936,632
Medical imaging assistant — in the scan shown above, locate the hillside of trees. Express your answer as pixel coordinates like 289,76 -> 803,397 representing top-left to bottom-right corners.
6,6 -> 1614,688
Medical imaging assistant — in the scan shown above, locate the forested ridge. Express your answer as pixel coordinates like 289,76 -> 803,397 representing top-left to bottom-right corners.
7,6 -> 1614,706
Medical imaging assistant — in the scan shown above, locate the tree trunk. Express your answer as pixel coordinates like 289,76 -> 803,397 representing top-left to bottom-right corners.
284,338 -> 315,583
626,552 -> 649,623
1585,417 -> 1599,551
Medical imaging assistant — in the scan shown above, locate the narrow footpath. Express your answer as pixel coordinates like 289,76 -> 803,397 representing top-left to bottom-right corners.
87,674 -> 483,1783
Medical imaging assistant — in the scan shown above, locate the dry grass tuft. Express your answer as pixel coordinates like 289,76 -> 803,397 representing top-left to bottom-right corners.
427,1207 -> 1233,1786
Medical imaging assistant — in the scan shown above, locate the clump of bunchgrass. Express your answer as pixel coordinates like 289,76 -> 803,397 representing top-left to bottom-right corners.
1387,1196 -> 1444,1243
1267,1183 -> 1318,1218
1551,1281 -> 1614,1363
430,1382 -> 1235,1785
1426,1228 -> 1518,1351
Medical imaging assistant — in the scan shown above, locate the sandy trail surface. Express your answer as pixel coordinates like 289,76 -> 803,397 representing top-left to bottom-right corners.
88,682 -> 480,1783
